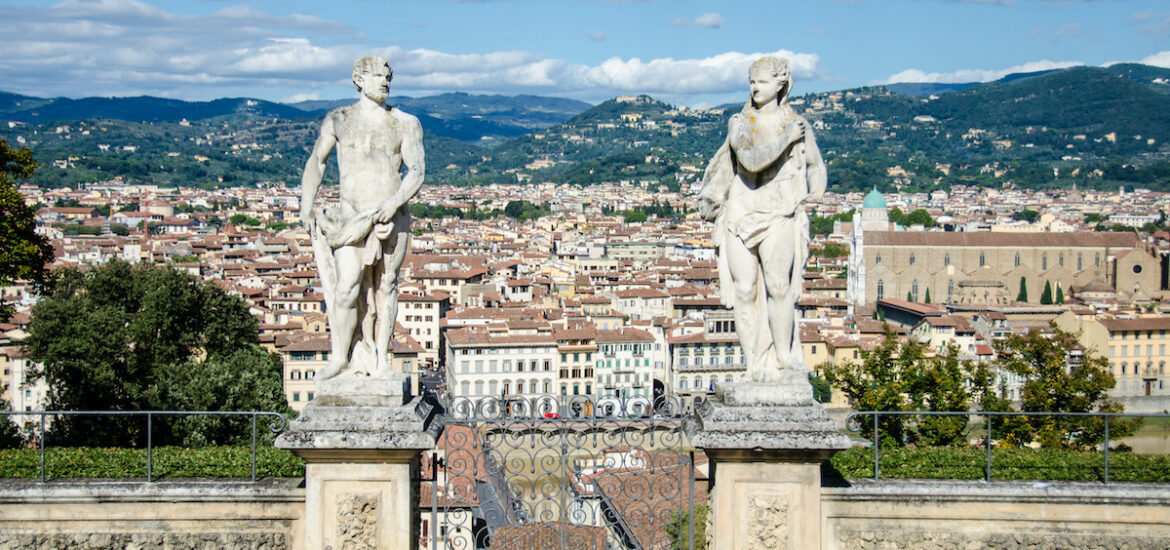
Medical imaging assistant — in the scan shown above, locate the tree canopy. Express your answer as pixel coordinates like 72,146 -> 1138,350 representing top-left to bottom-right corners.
0,139 -> 55,321
25,261 -> 290,446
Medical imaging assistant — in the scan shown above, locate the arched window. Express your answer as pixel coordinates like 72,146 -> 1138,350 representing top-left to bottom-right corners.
1059,253 -> 1064,267
1096,252 -> 1101,267
1042,253 -> 1048,270
877,279 -> 884,300
876,253 -> 882,264
944,253 -> 950,266
948,280 -> 954,301
1078,253 -> 1083,271
909,252 -> 916,265
1014,252 -> 1020,267
979,252 -> 986,267
912,280 -> 919,302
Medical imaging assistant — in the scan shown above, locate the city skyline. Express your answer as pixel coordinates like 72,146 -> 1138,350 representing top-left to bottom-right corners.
0,0 -> 1168,106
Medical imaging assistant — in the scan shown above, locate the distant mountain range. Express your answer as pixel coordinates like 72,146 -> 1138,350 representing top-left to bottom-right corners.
5,62 -> 1170,192
0,90 -> 592,142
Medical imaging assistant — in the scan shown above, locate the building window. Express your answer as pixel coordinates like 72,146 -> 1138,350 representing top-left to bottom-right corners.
875,253 -> 882,264
1042,253 -> 1047,270
947,280 -> 954,302
293,393 -> 300,402
1077,253 -> 1083,271
877,280 -> 884,300
909,252 -> 916,265
911,280 -> 919,302
944,253 -> 950,266
1059,253 -> 1064,267
1014,252 -> 1020,267
979,252 -> 985,267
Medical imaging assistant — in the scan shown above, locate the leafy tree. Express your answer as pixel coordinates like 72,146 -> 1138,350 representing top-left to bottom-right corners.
25,261 -> 289,446
621,210 -> 648,223
1084,213 -> 1104,224
1016,276 -> 1028,303
809,373 -> 831,404
819,330 -> 994,446
992,327 -> 1139,448
0,397 -> 24,449
1040,280 -> 1054,305
812,243 -> 849,258
229,213 -> 247,225
1011,209 -> 1040,223
0,140 -> 55,321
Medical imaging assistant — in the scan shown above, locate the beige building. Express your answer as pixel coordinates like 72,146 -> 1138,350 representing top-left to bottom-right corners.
1054,314 -> 1170,399
852,231 -> 1162,307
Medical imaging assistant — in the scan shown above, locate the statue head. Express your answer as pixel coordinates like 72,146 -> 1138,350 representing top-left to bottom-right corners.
748,56 -> 790,108
352,56 -> 393,104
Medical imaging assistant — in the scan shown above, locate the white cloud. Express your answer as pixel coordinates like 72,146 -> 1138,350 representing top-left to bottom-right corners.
1141,51 -> 1170,68
672,13 -> 724,29
585,31 -> 607,42
280,91 -> 322,103
0,2 -> 822,104
880,59 -> 1082,85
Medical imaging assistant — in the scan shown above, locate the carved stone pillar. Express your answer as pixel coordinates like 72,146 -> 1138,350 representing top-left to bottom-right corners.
687,381 -> 849,550
276,374 -> 441,550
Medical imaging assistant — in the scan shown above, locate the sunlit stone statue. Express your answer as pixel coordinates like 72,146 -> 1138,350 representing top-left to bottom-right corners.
697,56 -> 826,391
301,55 -> 425,381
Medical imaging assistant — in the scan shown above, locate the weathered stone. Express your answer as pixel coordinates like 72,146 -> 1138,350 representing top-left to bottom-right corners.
686,383 -> 851,453
274,395 -> 442,452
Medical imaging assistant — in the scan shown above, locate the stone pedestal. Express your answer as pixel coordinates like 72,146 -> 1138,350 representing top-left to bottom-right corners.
687,380 -> 850,550
276,373 -> 442,550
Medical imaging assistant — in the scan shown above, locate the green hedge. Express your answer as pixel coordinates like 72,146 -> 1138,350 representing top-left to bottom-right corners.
0,446 -> 304,479
830,446 -> 1170,482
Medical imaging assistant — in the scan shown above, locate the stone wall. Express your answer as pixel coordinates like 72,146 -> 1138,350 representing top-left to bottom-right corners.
0,479 -> 304,550
823,479 -> 1170,550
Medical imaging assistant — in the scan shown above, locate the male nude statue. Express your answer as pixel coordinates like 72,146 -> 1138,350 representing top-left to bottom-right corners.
301,56 -> 424,381
697,56 -> 826,384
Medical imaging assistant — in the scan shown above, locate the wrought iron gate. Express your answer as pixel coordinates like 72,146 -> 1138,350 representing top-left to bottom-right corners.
422,395 -> 700,550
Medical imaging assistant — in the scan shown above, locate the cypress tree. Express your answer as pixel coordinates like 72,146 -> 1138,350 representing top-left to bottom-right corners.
1016,276 -> 1028,302
1055,284 -> 1065,305
924,288 -> 932,304
1040,280 -> 1054,305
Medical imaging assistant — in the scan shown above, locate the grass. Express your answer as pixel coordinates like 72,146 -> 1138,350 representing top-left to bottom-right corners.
830,445 -> 1170,482
0,446 -> 304,479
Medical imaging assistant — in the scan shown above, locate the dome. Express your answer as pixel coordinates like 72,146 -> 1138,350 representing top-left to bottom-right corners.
862,188 -> 886,210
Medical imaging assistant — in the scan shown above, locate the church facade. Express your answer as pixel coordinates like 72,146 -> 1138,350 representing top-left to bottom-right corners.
846,190 -> 1165,307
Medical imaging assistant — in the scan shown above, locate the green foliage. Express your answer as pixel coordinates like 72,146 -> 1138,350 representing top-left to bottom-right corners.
809,373 -> 831,404
812,243 -> 849,258
888,207 -> 937,227
818,330 -> 996,446
924,288 -> 932,304
829,445 -> 1170,482
265,222 -> 289,231
229,213 -> 247,224
25,261 -> 289,447
1040,280 -> 1054,305
503,200 -> 552,221
1012,209 -> 1040,223
620,210 -> 648,223
0,139 -> 55,321
1084,213 -> 1104,224
1055,284 -> 1065,305
810,209 -> 855,236
665,504 -> 707,550
0,446 -> 304,479
992,327 -> 1140,448
1016,276 -> 1028,302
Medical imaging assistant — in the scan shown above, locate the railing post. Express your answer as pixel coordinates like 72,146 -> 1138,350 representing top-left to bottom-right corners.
688,450 -> 695,550
873,411 -> 880,481
39,413 -> 45,482
146,412 -> 153,482
1103,415 -> 1111,485
985,414 -> 993,482
251,413 -> 258,482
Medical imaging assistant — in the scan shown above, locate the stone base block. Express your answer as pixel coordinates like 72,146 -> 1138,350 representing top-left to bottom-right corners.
314,373 -> 408,407
708,461 -> 824,550
275,395 -> 442,452
687,382 -> 851,455
304,460 -> 415,550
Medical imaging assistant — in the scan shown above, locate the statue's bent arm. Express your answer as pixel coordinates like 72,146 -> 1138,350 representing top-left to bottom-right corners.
377,114 -> 425,221
727,114 -> 806,174
301,115 -> 338,225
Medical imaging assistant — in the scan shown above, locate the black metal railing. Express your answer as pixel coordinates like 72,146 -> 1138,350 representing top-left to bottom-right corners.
0,410 -> 288,482
845,410 -> 1170,484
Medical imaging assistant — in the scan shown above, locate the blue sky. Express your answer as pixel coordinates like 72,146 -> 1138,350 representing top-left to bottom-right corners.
1,0 -> 1169,107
